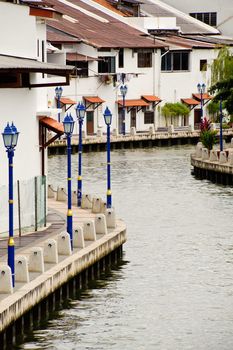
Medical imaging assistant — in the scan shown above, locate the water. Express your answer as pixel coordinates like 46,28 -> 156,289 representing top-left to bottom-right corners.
19,146 -> 233,350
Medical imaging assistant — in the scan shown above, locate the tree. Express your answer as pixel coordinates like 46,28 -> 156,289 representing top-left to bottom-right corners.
161,102 -> 190,126
209,47 -> 233,115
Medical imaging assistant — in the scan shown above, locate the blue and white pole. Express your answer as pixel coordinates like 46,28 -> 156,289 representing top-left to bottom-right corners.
120,74 -> 127,135
63,114 -> 75,249
2,122 -> 19,287
220,97 -> 223,152
75,102 -> 86,207
103,107 -> 112,208
197,83 -> 206,122
55,86 -> 63,123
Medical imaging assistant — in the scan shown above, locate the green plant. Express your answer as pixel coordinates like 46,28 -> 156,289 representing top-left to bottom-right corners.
161,102 -> 190,126
200,129 -> 218,150
210,46 -> 233,115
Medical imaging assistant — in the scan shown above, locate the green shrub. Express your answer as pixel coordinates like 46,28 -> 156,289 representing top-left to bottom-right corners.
200,130 -> 218,150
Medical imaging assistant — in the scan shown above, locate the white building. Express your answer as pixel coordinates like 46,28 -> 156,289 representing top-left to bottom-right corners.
46,0 -> 219,133
0,1 -> 73,234
158,0 -> 233,37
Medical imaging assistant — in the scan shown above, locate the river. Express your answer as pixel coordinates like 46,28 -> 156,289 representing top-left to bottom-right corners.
19,145 -> 233,350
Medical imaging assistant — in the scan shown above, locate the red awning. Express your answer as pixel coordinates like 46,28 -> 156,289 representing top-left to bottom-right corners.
192,93 -> 212,101
83,96 -> 105,103
60,97 -> 76,105
181,98 -> 200,106
142,95 -> 161,103
39,116 -> 64,134
117,99 -> 149,107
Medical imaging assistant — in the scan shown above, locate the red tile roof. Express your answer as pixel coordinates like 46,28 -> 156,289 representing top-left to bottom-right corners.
181,98 -> 200,106
154,35 -> 216,49
66,53 -> 98,62
84,96 -> 105,103
142,95 -> 161,102
192,93 -> 212,101
60,97 -> 76,105
47,30 -> 80,43
46,0 -> 165,49
117,99 -> 149,107
39,117 -> 64,133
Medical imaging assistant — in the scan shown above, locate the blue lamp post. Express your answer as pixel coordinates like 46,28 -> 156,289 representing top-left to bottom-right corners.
2,122 -> 19,287
120,84 -> 127,135
220,97 -> 223,151
75,102 -> 86,207
103,107 -> 112,208
197,83 -> 206,122
63,114 -> 75,249
55,86 -> 63,123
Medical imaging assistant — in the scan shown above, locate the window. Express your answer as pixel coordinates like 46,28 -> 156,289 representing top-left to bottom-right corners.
137,49 -> 152,68
190,12 -> 217,26
144,111 -> 154,124
118,48 -> 124,68
66,60 -> 88,77
200,59 -> 207,71
98,56 -> 116,73
161,50 -> 189,71
0,72 -> 30,88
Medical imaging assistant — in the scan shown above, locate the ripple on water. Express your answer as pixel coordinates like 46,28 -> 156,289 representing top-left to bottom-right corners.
19,146 -> 233,350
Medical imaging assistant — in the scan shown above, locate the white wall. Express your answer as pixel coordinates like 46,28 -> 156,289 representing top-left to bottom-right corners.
0,2 -> 36,58
0,4 -> 51,233
47,46 -> 161,133
47,41 -> 219,132
161,0 -> 233,36
159,48 -> 217,126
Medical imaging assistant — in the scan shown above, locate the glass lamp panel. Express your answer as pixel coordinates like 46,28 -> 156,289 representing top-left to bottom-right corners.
2,124 -> 14,148
11,123 -> 19,147
70,117 -> 75,134
3,133 -> 13,148
103,107 -> 112,125
12,132 -> 19,147
79,103 -> 86,119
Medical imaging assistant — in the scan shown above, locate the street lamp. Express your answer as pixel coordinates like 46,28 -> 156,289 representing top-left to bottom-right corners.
63,114 -> 75,249
120,84 -> 127,135
55,86 -> 63,123
2,122 -> 19,287
197,83 -> 206,122
75,102 -> 86,207
220,97 -> 223,151
103,107 -> 112,208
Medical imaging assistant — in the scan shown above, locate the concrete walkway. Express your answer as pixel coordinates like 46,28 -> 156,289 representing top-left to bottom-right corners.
0,207 -> 66,260
0,198 -> 126,335
0,197 -> 110,260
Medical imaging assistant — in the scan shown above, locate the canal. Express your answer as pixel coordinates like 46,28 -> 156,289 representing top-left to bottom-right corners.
19,145 -> 233,349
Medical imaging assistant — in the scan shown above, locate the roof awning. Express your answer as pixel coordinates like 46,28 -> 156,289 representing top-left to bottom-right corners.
66,53 -> 99,62
117,99 -> 149,112
39,116 -> 64,133
181,98 -> 200,110
58,97 -> 76,112
0,54 -> 74,88
142,95 -> 162,107
192,93 -> 212,106
83,96 -> 105,110
39,116 -> 64,147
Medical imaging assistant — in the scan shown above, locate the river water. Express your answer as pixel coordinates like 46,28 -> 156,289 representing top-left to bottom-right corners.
19,146 -> 233,350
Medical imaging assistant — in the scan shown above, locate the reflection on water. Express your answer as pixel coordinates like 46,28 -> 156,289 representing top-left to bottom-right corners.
19,146 -> 233,350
